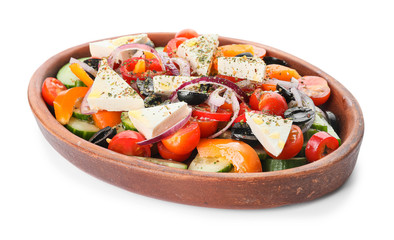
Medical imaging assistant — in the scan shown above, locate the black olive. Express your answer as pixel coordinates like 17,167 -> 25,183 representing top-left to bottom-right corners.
144,93 -> 163,108
263,56 -> 289,66
325,110 -> 339,132
89,126 -> 117,148
137,77 -> 154,97
284,107 -> 315,125
177,90 -> 209,105
231,122 -> 258,144
276,84 -> 294,103
235,52 -> 253,57
83,58 -> 100,71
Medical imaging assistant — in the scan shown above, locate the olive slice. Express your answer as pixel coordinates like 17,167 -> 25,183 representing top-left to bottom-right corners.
137,77 -> 154,97
177,90 -> 209,105
325,110 -> 339,132
231,122 -> 258,143
89,126 -> 117,148
284,107 -> 315,125
235,52 -> 253,57
276,84 -> 295,103
83,58 -> 100,71
144,93 -> 163,108
263,56 -> 289,66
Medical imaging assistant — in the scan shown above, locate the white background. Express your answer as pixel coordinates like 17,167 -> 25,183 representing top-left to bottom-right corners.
2,0 -> 393,239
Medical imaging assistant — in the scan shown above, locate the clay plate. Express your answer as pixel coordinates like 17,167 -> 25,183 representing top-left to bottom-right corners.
28,32 -> 364,209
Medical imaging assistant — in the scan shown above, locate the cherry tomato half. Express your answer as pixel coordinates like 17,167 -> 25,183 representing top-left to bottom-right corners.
298,76 -> 331,106
108,130 -> 151,157
249,88 -> 263,110
120,57 -> 165,83
42,77 -> 67,106
258,91 -> 288,117
175,29 -> 199,39
163,37 -> 188,57
305,131 -> 339,162
191,117 -> 219,138
161,121 -> 200,155
267,125 -> 304,159
157,142 -> 192,162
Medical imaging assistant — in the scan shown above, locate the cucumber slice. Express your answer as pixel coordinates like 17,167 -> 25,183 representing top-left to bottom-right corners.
121,112 -> 137,131
65,117 -> 100,140
188,155 -> 233,172
262,157 -> 308,172
56,57 -> 89,88
135,157 -> 187,169
72,108 -> 92,121
155,47 -> 164,52
312,112 -> 341,145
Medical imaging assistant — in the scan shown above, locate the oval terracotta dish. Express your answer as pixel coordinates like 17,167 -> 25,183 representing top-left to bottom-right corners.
28,32 -> 364,209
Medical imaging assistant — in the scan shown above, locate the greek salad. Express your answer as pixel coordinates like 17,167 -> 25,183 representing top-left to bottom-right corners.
42,29 -> 341,173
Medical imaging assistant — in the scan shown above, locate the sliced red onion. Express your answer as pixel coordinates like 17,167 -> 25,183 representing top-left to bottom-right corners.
266,78 -> 298,89
171,57 -> 190,76
208,91 -> 240,139
300,91 -> 316,112
158,52 -> 180,76
207,87 -> 226,112
107,43 -> 165,71
235,79 -> 251,89
70,57 -> 97,77
169,76 -> 248,103
290,87 -> 302,107
137,109 -> 192,146
80,87 -> 98,115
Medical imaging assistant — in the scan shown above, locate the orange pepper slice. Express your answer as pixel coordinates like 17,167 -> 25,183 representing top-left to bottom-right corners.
197,139 -> 262,173
92,110 -> 122,129
53,87 -> 89,125
133,59 -> 146,74
265,64 -> 301,81
69,63 -> 94,87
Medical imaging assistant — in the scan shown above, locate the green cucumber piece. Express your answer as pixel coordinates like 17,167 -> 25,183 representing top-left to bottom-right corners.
121,112 -> 137,131
312,112 -> 341,145
135,157 -> 187,169
262,157 -> 308,172
56,57 -> 89,88
188,155 -> 233,172
155,47 -> 164,52
65,117 -> 100,140
72,108 -> 92,121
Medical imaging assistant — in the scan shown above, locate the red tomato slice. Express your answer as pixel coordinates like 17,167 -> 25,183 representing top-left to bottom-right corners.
161,121 -> 200,155
192,104 -> 233,122
298,76 -> 331,106
191,117 -> 219,138
163,37 -> 188,57
249,88 -> 263,110
108,131 -> 151,157
305,131 -> 339,162
42,77 -> 67,106
267,125 -> 304,159
157,142 -> 192,162
175,29 -> 199,39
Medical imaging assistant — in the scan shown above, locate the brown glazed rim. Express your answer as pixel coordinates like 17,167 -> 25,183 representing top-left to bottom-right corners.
28,32 -> 364,188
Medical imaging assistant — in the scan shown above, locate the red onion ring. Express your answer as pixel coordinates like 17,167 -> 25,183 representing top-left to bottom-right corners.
80,87 -> 98,115
69,57 -> 97,77
107,43 -> 165,71
207,87 -> 226,112
169,76 -> 248,103
137,109 -> 192,145
171,57 -> 190,76
208,91 -> 240,138
158,52 -> 180,76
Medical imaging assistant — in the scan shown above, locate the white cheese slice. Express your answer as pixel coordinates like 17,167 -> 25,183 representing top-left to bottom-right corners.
128,102 -> 191,139
87,58 -> 144,112
217,57 -> 266,82
245,111 -> 293,157
89,34 -> 150,58
153,75 -> 197,97
177,34 -> 219,76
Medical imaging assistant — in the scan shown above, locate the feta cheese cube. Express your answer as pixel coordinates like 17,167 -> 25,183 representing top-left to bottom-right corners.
217,57 -> 266,82
246,111 -> 293,157
153,75 -> 197,97
128,102 -> 191,139
87,58 -> 144,112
